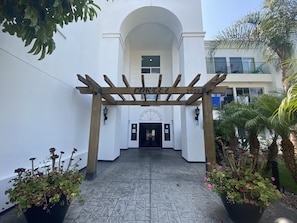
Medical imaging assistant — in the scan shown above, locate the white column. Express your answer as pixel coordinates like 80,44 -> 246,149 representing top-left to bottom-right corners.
98,33 -> 124,160
179,32 -> 206,162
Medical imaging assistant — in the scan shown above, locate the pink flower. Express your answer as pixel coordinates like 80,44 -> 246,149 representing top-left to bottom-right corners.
207,162 -> 211,165
271,177 -> 276,182
204,176 -> 207,181
217,166 -> 222,170
207,184 -> 212,190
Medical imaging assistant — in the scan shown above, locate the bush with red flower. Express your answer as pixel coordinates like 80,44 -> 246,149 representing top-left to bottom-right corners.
5,148 -> 83,215
204,141 -> 282,209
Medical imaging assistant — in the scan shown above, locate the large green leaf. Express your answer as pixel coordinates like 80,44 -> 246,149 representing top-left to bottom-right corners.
1,0 -> 102,60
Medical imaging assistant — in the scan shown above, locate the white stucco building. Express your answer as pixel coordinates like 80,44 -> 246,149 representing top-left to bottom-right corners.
0,0 -> 282,212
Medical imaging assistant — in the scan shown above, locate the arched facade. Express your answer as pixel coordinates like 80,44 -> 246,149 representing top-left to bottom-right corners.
96,0 -> 207,162
0,0 -> 286,213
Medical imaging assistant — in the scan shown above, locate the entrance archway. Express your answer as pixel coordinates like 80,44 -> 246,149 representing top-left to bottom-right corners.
120,6 -> 182,44
76,73 -> 227,180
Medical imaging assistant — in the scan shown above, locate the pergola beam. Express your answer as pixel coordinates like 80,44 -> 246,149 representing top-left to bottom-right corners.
186,73 -> 226,105
100,87 -> 204,94
166,74 -> 181,101
104,75 -> 126,101
155,74 -> 162,101
203,73 -> 227,93
102,100 -> 202,106
176,74 -> 201,101
86,75 -> 100,92
102,94 -> 116,105
122,75 -> 136,101
141,75 -> 146,101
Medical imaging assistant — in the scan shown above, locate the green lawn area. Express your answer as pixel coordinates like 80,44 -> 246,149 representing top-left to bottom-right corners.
278,161 -> 297,194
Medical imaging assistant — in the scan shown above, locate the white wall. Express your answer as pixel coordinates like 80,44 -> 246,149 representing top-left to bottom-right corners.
0,17 -> 102,212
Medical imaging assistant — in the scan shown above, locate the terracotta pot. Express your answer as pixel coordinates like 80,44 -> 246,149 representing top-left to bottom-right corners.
221,195 -> 264,223
23,195 -> 70,223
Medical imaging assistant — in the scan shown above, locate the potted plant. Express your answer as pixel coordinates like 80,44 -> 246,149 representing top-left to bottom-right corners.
205,138 -> 282,223
5,148 -> 83,223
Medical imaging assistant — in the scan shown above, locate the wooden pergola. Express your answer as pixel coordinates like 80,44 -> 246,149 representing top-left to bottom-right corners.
76,73 -> 227,180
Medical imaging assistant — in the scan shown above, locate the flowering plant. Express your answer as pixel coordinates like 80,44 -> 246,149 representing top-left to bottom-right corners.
205,139 -> 282,209
5,148 -> 83,215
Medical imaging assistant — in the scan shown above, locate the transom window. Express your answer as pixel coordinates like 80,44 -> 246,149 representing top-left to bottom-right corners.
141,56 -> 160,74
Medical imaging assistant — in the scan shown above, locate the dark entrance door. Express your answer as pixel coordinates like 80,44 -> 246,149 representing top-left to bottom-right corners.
139,123 -> 162,148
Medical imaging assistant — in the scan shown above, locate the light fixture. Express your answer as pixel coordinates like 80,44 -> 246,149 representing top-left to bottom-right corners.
195,107 -> 200,124
103,106 -> 108,124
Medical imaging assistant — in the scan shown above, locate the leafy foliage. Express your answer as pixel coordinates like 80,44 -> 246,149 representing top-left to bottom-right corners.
0,0 -> 101,59
205,139 -> 282,208
5,148 -> 83,215
277,61 -> 297,123
217,101 -> 266,156
216,92 -> 297,187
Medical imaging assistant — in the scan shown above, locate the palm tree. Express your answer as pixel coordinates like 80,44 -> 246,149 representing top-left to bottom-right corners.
276,67 -> 297,184
251,91 -> 297,185
211,0 -> 297,90
218,93 -> 297,184
217,102 -> 266,165
278,62 -> 297,122
255,93 -> 284,171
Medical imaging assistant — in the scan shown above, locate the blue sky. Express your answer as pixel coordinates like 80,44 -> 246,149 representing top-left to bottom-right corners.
201,0 -> 263,40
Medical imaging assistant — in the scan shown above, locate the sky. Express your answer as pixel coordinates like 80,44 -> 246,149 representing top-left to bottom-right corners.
201,0 -> 263,40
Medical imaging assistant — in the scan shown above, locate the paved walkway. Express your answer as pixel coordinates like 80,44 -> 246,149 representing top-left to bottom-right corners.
1,149 -> 296,223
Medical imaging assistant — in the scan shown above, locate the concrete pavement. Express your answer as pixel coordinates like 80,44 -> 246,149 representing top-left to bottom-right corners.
1,149 -> 296,223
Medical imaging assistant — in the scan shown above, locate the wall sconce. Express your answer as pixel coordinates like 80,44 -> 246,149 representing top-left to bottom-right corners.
194,107 -> 200,124
103,106 -> 108,125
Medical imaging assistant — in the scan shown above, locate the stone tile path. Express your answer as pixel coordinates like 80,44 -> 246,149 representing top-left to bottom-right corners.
1,149 -> 296,223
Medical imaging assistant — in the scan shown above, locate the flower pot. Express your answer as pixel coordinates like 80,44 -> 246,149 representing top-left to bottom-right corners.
23,195 -> 70,223
221,195 -> 264,223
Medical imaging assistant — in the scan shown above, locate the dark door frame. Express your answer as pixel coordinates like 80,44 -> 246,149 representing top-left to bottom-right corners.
139,123 -> 162,148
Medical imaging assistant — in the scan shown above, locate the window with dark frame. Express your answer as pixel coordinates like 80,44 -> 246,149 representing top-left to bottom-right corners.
214,57 -> 227,73
236,87 -> 263,103
230,57 -> 243,73
141,56 -> 160,74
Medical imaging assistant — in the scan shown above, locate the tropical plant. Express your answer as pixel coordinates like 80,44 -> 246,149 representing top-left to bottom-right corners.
206,138 -> 282,209
0,0 -> 101,59
218,92 -> 297,185
254,93 -> 284,170
217,101 -> 267,165
211,0 -> 297,90
278,59 -> 297,122
5,148 -> 83,215
276,63 -> 297,184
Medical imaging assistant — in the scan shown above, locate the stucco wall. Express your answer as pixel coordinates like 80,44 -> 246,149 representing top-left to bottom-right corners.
0,19 -> 102,212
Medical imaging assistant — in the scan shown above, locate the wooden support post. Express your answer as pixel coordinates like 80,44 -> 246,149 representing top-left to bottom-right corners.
85,93 -> 102,180
202,92 -> 216,165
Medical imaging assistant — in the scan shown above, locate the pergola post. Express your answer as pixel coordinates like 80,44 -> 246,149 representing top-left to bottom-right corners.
85,93 -> 102,180
202,92 -> 216,164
